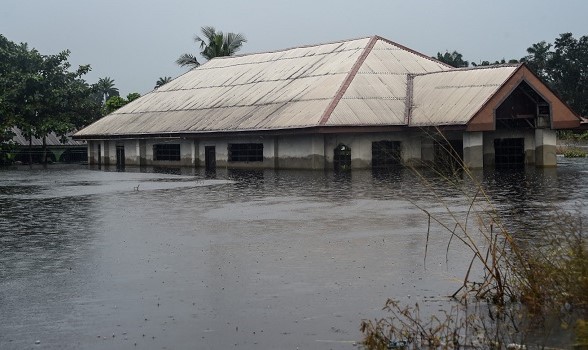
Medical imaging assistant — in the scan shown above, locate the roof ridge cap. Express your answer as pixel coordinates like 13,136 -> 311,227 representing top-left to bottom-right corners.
210,35 -> 375,61
318,36 -> 379,125
374,37 -> 454,68
412,64 -> 522,77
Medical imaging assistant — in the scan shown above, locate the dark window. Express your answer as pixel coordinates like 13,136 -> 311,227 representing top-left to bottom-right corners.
372,141 -> 401,169
333,144 -> 351,171
434,140 -> 463,174
154,144 -> 181,161
228,143 -> 263,162
494,138 -> 525,169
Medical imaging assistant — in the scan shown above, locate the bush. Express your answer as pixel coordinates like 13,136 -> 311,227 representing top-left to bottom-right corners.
564,148 -> 588,158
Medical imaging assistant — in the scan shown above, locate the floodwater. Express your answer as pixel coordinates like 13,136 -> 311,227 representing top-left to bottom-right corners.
0,159 -> 587,350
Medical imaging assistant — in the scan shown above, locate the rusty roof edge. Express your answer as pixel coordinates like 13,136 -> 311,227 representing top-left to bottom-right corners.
517,63 -> 582,121
318,36 -> 379,126
404,75 -> 415,126
463,64 -> 524,127
411,63 -> 521,79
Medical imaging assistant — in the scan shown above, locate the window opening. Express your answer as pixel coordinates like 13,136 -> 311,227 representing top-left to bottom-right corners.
372,141 -> 401,169
333,144 -> 351,171
496,81 -> 550,130
154,144 -> 181,161
494,138 -> 525,169
228,143 -> 263,162
434,140 -> 463,174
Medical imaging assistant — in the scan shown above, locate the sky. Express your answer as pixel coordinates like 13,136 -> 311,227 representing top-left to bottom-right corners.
2,0 -> 586,96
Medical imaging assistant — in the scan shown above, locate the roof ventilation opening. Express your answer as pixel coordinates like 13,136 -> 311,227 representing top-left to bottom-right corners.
496,81 -> 550,130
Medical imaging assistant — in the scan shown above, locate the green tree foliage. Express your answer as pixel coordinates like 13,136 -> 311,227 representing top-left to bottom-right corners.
126,92 -> 141,102
155,76 -> 172,89
103,93 -> 141,115
522,33 -> 588,117
435,50 -> 469,67
93,77 -> 119,105
0,34 -> 101,164
471,58 -> 519,67
176,26 -> 247,68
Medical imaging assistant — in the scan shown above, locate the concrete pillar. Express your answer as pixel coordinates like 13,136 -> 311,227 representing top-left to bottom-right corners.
402,135 -> 422,167
463,132 -> 484,169
134,140 -> 141,165
535,129 -> 557,167
101,141 -> 110,166
191,140 -> 199,167
421,137 -> 435,165
139,140 -> 146,166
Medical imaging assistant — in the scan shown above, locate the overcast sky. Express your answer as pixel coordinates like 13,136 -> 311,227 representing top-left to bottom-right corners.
2,0 -> 586,96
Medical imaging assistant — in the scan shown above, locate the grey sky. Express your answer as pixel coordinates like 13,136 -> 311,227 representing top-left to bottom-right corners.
2,0 -> 586,96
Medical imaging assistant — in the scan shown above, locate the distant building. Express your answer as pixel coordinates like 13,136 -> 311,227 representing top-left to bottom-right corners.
9,127 -> 87,163
74,36 -> 581,170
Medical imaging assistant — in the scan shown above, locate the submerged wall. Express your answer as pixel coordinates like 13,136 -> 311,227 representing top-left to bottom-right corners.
87,128 -> 558,170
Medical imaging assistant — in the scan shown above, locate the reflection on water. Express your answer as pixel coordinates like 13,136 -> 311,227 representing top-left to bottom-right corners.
0,159 -> 586,349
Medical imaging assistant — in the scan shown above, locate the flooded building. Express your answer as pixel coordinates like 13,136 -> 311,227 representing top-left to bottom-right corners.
9,127 -> 87,164
74,36 -> 581,170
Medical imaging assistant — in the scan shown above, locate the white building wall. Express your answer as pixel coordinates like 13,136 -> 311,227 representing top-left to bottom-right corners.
324,132 -> 421,169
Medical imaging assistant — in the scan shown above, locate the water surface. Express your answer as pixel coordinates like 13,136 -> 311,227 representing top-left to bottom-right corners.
1,159 -> 586,349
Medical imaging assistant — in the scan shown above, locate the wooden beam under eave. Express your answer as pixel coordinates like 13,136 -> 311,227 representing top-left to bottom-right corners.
466,65 -> 581,132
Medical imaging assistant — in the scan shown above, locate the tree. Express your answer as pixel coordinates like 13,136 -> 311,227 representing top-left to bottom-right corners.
103,93 -> 141,115
521,41 -> 552,80
176,26 -> 247,68
126,92 -> 141,102
471,58 -> 519,67
155,76 -> 172,89
0,34 -> 101,166
521,33 -> 588,117
435,51 -> 469,68
93,77 -> 119,105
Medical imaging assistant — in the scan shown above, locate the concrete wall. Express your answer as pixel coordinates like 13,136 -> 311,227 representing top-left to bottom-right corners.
535,129 -> 557,167
143,139 -> 195,167
275,134 -> 325,169
483,130 -> 536,167
323,132 -> 421,169
86,128 -> 557,171
463,132 -> 484,169
199,136 -> 276,169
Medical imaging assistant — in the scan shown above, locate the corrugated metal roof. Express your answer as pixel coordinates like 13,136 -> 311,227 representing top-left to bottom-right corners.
75,36 -> 519,138
410,66 -> 519,126
11,127 -> 86,146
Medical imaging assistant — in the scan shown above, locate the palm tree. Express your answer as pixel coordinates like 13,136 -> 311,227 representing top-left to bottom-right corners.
176,26 -> 247,69
93,77 -> 119,105
521,41 -> 553,80
155,76 -> 172,89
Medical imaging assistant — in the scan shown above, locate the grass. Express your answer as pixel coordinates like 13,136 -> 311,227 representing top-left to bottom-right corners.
360,131 -> 588,349
563,148 -> 588,158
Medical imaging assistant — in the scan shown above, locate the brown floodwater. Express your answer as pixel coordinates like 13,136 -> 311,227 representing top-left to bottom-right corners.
1,158 -> 587,349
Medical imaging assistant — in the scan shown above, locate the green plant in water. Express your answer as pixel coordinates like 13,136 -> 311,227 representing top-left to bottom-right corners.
563,148 -> 587,158
361,129 -> 588,349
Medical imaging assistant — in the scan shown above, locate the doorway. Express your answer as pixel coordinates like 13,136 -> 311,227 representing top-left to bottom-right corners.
372,141 -> 401,169
116,145 -> 125,171
97,144 -> 101,168
494,138 -> 525,169
205,146 -> 216,171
